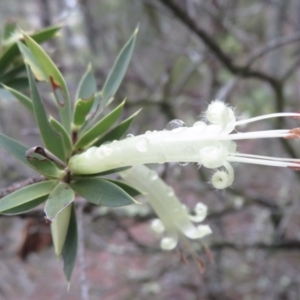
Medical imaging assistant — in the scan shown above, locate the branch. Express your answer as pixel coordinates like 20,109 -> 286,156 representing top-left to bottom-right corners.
0,175 -> 45,199
158,0 -> 280,86
246,31 -> 300,67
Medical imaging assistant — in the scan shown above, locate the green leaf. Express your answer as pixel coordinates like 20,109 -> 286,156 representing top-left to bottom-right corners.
71,178 -> 137,207
73,95 -> 95,129
0,64 -> 26,82
100,27 -> 138,109
49,117 -> 73,159
2,77 -> 29,90
51,203 -> 72,257
75,64 -> 97,102
44,182 -> 74,221
103,179 -> 141,197
62,203 -> 78,283
0,133 -> 32,168
94,108 -> 141,147
22,32 -> 71,133
3,22 -> 17,39
2,84 -> 33,113
18,41 -> 45,81
74,100 -> 125,150
0,181 -> 57,213
2,195 -> 47,215
26,147 -> 66,179
27,66 -> 66,162
0,25 -> 61,76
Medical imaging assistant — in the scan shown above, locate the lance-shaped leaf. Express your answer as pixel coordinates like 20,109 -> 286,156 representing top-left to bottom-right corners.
75,64 -> 97,102
2,77 -> 29,90
22,32 -> 71,133
73,95 -> 95,129
103,179 -> 141,197
0,181 -> 57,213
0,25 -> 61,76
100,27 -> 138,110
44,182 -> 74,221
26,147 -> 66,179
74,100 -> 125,150
0,64 -> 26,84
27,66 -> 66,162
49,117 -> 72,159
0,133 -> 32,169
51,203 -> 72,257
62,203 -> 78,283
3,21 -> 18,39
93,108 -> 141,147
71,178 -> 137,207
2,195 -> 48,215
2,84 -> 33,113
18,42 -> 45,81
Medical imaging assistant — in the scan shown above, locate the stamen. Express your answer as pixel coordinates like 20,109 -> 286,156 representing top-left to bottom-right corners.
235,112 -> 300,126
227,156 -> 300,168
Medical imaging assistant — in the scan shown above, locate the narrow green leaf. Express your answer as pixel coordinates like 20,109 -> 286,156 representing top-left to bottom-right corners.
94,108 -> 141,147
74,100 -> 125,150
22,32 -> 71,133
26,147 -> 66,179
2,84 -> 33,113
18,42 -> 45,81
0,181 -> 57,213
75,64 -> 97,102
49,117 -> 73,159
51,203 -> 72,257
101,27 -> 138,109
0,133 -> 32,168
44,182 -> 74,221
2,77 -> 29,90
2,195 -> 47,215
0,25 -> 61,76
0,64 -> 26,82
103,179 -> 141,197
27,66 -> 66,162
3,22 -> 17,39
73,95 -> 95,129
62,203 -> 78,283
71,178 -> 137,207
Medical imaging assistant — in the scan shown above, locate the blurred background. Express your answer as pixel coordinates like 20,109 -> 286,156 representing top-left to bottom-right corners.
1,0 -> 300,299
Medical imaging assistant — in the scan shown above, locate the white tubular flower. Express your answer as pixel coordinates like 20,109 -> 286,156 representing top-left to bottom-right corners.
69,100 -> 300,189
119,165 -> 212,251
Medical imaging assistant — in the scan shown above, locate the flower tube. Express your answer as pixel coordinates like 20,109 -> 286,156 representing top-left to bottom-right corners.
119,165 -> 212,250
69,100 -> 300,188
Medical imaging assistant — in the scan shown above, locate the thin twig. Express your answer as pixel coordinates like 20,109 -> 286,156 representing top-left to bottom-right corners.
0,175 -> 45,199
246,31 -> 300,67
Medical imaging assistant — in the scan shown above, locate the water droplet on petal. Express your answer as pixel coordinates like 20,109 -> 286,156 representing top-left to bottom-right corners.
136,138 -> 150,152
178,162 -> 189,166
85,147 -> 97,157
193,121 -> 207,131
165,119 -> 186,131
156,152 -> 166,164
149,170 -> 158,181
97,145 -> 113,157
167,187 -> 174,197
126,133 -> 134,139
